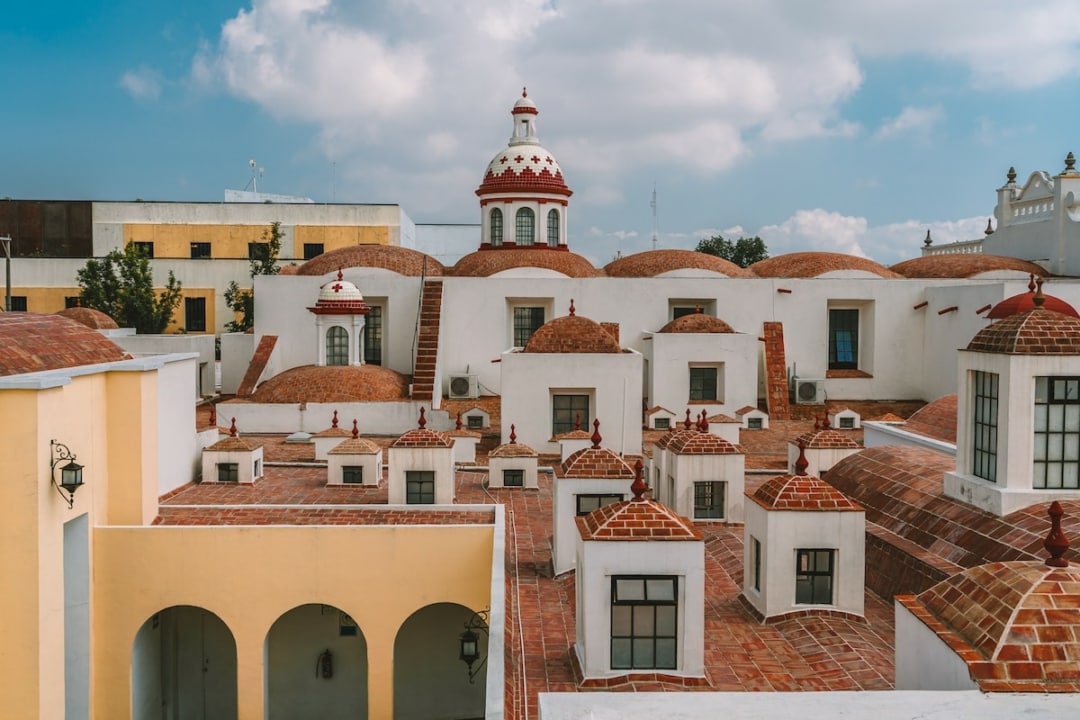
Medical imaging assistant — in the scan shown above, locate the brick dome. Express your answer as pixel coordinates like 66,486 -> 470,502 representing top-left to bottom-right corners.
308,271 -> 369,315
967,308 -> 1080,355
251,365 -> 408,403
476,90 -> 572,199
750,252 -> 901,279
603,249 -> 752,278
658,312 -> 735,334
890,254 -> 1048,279
451,248 -> 599,278
751,473 -> 862,511
0,313 -> 129,376
904,394 -> 958,444
577,498 -> 702,541
55,306 -> 119,329
987,281 -> 1078,319
523,311 -> 621,354
667,431 -> 741,454
297,245 -> 443,277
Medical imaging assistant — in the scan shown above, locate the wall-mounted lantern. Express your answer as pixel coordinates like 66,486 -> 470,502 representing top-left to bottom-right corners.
50,440 -> 84,508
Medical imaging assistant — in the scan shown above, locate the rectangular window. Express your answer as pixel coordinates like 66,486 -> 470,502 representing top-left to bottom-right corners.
973,371 -> 999,483
1033,376 -> 1080,489
576,494 -> 624,516
689,367 -> 718,401
838,416 -> 855,429
405,470 -> 435,504
669,300 -> 714,320
303,243 -> 325,260
467,415 -> 484,430
64,296 -> 80,309
795,549 -> 834,605
248,242 -> 270,261
828,309 -> 859,369
747,417 -> 763,430
513,306 -> 546,347
364,305 -> 382,366
611,576 -> 678,670
342,466 -> 363,484
552,394 -> 589,436
131,241 -> 154,258
751,538 -> 762,592
503,469 -> 524,487
217,463 -> 239,482
654,417 -> 670,430
184,297 -> 207,333
693,481 -> 725,519
9,296 -> 27,312
190,242 -> 211,259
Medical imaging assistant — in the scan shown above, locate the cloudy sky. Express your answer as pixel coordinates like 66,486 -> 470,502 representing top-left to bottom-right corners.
4,0 -> 1080,265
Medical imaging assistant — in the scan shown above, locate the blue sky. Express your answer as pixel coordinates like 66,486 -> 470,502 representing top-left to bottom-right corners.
4,0 -> 1080,265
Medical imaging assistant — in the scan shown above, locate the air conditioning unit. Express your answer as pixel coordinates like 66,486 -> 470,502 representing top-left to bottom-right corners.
794,378 -> 825,405
448,374 -> 479,399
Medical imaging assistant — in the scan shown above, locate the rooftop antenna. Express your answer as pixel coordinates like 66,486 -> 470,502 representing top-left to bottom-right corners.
246,159 -> 265,193
650,182 -> 659,250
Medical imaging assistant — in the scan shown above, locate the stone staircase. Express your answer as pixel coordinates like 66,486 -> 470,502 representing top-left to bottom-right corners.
411,280 -> 443,403
762,322 -> 791,420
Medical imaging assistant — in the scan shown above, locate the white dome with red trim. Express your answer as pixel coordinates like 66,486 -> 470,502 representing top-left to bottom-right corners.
307,270 -> 369,315
476,89 -> 572,198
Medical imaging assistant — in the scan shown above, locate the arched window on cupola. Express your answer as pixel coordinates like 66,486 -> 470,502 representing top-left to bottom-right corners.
490,207 -> 503,246
326,326 -> 349,366
547,208 -> 560,246
516,208 -> 535,246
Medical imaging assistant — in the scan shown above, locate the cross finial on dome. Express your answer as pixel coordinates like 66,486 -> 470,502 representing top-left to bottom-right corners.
795,439 -> 809,476
1065,151 -> 1077,174
631,459 -> 647,501
418,406 -> 427,429
337,269 -> 343,281
1034,277 -> 1046,307
351,419 -> 359,439
522,86 -> 527,98
75,297 -> 82,307
1045,501 -> 1070,567
456,412 -> 463,431
331,410 -> 339,429
684,409 -> 692,430
510,424 -> 517,444
568,299 -> 576,316
695,304 -> 702,314
229,418 -> 238,438
591,418 -> 602,448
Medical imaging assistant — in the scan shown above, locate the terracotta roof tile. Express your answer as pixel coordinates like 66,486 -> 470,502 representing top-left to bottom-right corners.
658,313 -> 736,334
903,394 -> 958,444
490,442 -> 539,458
523,314 -> 622,353
298,244 -> 444,277
890,254 -> 1048,279
250,365 -> 408,403
555,447 -> 634,479
206,435 -> 262,452
0,313 -> 130,376
55,306 -> 119,329
576,498 -> 702,541
751,473 -> 862,511
603,249 -> 752,278
328,438 -> 380,454
796,429 -> 860,449
707,413 -> 740,423
966,308 -> 1080,355
451,248 -> 600,278
667,431 -> 742,455
389,427 -> 454,449
749,252 -> 901,279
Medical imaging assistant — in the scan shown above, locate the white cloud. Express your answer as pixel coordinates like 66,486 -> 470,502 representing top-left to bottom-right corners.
873,106 -> 943,141
119,66 -> 163,101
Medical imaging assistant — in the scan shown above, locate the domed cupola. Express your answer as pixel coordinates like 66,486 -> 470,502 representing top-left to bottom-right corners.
476,88 -> 572,251
307,270 -> 371,367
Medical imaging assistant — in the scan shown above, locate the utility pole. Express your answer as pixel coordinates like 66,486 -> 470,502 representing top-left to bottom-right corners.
1,235 -> 11,312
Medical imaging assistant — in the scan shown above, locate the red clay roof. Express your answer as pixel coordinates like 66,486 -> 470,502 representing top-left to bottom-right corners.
390,428 -> 454,448
658,313 -> 735,334
55,306 -> 119,329
603,249 -> 751,278
555,447 -> 635,479
576,498 -> 702,541
890,254 -> 1048,279
795,429 -> 860,449
523,314 -> 622,353
451,248 -> 600,278
328,438 -> 380,454
0,313 -> 129,376
750,252 -> 901,279
490,442 -> 539,458
966,308 -> 1080,354
251,365 -> 408,403
900,562 -> 1080,691
297,244 -> 444,277
667,431 -> 742,454
751,473 -> 863,511
988,289 -> 1079,319
206,435 -> 262,452
903,394 -> 957,444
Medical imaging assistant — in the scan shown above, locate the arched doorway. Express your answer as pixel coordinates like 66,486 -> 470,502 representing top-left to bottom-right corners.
393,603 -> 485,720
131,606 -> 237,719
265,604 -> 367,719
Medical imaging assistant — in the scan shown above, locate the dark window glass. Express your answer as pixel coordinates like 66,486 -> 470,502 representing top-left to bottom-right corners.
828,309 -> 859,369
64,296 -> 80,309
973,370 -> 999,483
406,470 -> 435,504
184,297 -> 206,332
490,208 -> 503,245
693,481 -> 725,519
747,417 -> 763,430
689,367 -> 717,401
547,208 -> 559,245
513,306 -> 545,347
303,243 -> 324,260
1033,376 -> 1080,489
217,463 -> 239,482
131,241 -> 154,258
610,576 -> 678,670
576,494 -> 624,516
838,416 -> 855,429
248,242 -> 270,261
515,208 -> 535,245
752,538 -> 761,592
467,415 -> 484,430
342,466 -> 363,484
326,326 -> 349,366
363,306 -> 382,365
503,469 -> 524,487
795,549 -> 834,605
190,242 -> 211,259
9,296 -> 27,312
553,394 -> 589,436
654,417 -> 670,430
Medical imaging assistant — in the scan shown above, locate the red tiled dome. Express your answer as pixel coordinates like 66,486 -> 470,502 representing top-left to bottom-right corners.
523,313 -> 621,353
751,473 -> 862,511
55,306 -> 119,329
603,249 -> 752,278
0,313 -> 129,376
667,431 -> 741,454
390,428 -> 453,448
749,252 -> 901,279
904,394 -> 957,444
658,313 -> 735,334
475,91 -> 572,199
967,308 -> 1080,354
795,429 -> 860,450
251,365 -> 408,403
988,288 -> 1078,319
451,248 -> 599,278
576,499 -> 702,541
554,446 -> 634,479
890,254 -> 1048,279
297,245 -> 444,277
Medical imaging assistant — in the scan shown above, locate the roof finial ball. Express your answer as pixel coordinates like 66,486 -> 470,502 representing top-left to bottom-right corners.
794,439 -> 809,476
591,418 -> 602,449
568,299 -> 576,317
923,229 -> 932,247
418,406 -> 427,429
630,459 -> 648,501
1044,501 -> 1070,568
522,86 -> 528,98
1007,166 -> 1017,184
984,218 -> 994,236
1034,277 -> 1046,308
1065,151 -> 1077,174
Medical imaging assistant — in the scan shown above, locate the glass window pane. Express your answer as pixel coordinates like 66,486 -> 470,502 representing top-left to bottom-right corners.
656,606 -> 676,636
611,639 -> 631,669
1036,377 -> 1048,403
1047,464 -> 1063,489
1049,434 -> 1064,461
1064,463 -> 1079,489
632,639 -> 654,668
646,578 -> 675,602
616,578 -> 644,601
1067,406 -> 1080,432
655,639 -> 677,669
633,606 -> 655,635
1036,405 -> 1048,431
612,606 -> 632,636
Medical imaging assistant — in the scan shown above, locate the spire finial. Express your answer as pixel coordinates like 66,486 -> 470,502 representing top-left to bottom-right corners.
1065,151 -> 1076,173
631,459 -> 647,501
822,413 -> 831,430
337,268 -> 343,281
923,229 -> 932,247
418,406 -> 427,429
1034,277 -> 1046,308
695,304 -> 702,314
351,419 -> 359,439
1045,501 -> 1070,567
510,424 -> 517,444
700,411 -> 709,432
456,412 -> 463,431
568,298 -> 576,316
813,416 -> 820,432
1007,166 -> 1017,184
574,412 -> 582,431
522,86 -> 527,98
984,218 -> 994,235
591,418 -> 602,449
331,410 -> 339,429
795,439 -> 808,475
229,418 -> 238,438
1028,273 -> 1037,293
684,409 -> 692,430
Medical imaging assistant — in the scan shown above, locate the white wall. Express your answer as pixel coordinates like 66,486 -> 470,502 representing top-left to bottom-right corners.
387,446 -> 456,504
646,332 -> 758,418
894,601 -> 978,691
219,401 -> 454,436
114,334 -> 216,400
156,355 -> 200,495
553,477 -> 630,576
669,453 -> 745,523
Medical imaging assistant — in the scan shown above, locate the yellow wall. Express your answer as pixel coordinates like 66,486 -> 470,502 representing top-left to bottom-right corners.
5,287 -> 82,313
293,226 -> 390,257
164,288 -> 216,335
93,524 -> 493,720
124,224 -> 270,259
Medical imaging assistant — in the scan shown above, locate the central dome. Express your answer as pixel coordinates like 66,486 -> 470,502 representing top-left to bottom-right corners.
476,89 -> 571,198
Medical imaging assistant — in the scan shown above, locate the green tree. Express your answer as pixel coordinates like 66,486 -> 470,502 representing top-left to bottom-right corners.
695,234 -> 769,268
224,221 -> 282,332
76,244 -> 182,333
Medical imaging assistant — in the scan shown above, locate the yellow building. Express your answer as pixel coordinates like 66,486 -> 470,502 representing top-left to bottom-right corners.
0,312 -> 501,719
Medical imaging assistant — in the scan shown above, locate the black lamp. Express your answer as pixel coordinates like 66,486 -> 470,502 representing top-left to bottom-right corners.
458,608 -> 490,683
50,440 -> 84,509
